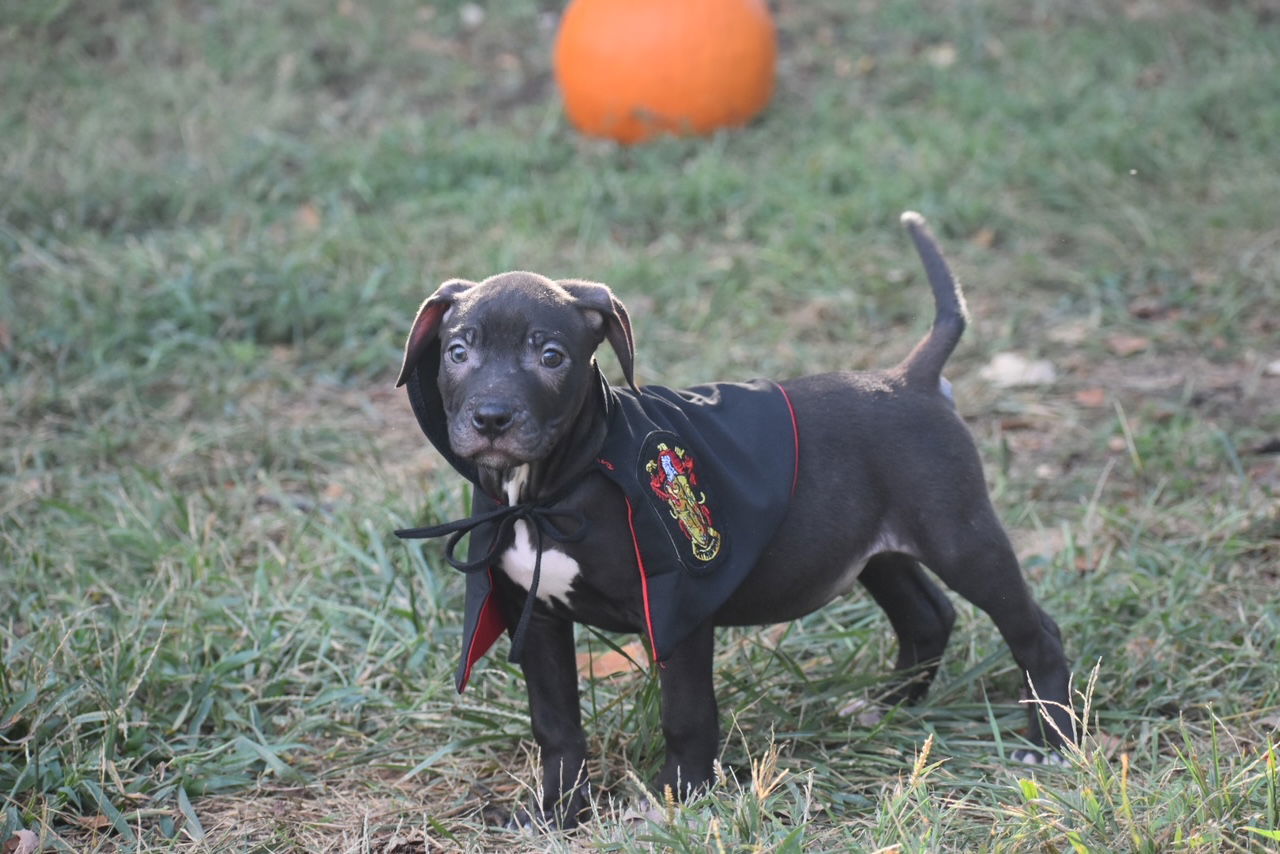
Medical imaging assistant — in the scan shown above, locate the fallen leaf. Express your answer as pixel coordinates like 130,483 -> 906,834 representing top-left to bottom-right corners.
837,697 -> 885,727
1191,268 -> 1219,287
1106,335 -> 1150,357
758,623 -> 789,649
1126,635 -> 1156,658
294,202 -> 321,232
1247,463 -> 1280,490
72,815 -> 112,830
1107,436 -> 1128,453
979,352 -> 1058,387
924,42 -> 957,68
1074,388 -> 1107,408
1136,65 -> 1165,88
3,830 -> 39,854
971,227 -> 997,248
1127,295 -> 1166,319
1048,321 -> 1090,345
459,3 -> 484,29
1092,731 -> 1125,759
275,52 -> 297,85
407,30 -> 458,55
1124,0 -> 1164,20
1014,527 -> 1065,563
620,801 -> 666,825
577,641 -> 648,678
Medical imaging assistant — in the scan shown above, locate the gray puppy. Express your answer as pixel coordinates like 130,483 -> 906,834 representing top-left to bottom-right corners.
395,212 -> 1074,827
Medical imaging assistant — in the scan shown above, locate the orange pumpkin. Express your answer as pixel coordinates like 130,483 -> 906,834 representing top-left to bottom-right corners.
553,0 -> 778,144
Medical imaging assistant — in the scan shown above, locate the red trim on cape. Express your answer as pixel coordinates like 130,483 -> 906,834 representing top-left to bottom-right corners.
624,495 -> 660,662
776,383 -> 801,496
457,567 -> 506,694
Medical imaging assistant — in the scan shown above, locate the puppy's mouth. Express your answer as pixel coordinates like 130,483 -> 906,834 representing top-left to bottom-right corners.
469,445 -> 526,470
449,427 -> 555,472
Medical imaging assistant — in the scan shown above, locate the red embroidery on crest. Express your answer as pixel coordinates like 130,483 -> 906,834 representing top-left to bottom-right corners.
645,442 -> 722,562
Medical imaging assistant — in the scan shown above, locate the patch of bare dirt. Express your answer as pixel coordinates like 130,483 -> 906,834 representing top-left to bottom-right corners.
971,349 -> 1278,557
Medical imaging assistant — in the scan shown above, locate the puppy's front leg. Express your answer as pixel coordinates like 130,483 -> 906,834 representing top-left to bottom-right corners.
521,611 -> 590,827
655,620 -> 719,799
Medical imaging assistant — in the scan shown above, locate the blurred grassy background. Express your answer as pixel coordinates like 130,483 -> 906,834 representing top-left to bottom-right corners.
1,0 -> 1278,849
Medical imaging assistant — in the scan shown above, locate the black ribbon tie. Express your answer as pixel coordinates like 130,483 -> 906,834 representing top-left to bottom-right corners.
396,500 -> 588,663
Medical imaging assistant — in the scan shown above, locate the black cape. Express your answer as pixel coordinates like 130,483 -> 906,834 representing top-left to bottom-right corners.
402,357 -> 798,692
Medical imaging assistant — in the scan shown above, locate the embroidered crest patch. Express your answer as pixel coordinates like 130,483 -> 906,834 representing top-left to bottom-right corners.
642,436 -> 723,564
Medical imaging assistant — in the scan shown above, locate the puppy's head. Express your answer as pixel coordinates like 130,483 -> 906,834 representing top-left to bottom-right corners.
397,272 -> 635,473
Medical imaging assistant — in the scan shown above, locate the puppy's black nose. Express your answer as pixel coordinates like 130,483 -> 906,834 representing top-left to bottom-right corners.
471,403 -> 515,437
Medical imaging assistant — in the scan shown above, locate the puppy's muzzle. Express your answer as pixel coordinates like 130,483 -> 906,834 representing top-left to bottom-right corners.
470,401 -> 516,439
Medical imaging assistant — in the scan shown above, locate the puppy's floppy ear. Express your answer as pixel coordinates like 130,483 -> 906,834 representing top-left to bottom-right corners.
396,279 -> 477,387
558,279 -> 638,392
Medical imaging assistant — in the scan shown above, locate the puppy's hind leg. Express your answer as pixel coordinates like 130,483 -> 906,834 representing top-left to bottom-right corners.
918,523 -> 1076,758
859,552 -> 956,705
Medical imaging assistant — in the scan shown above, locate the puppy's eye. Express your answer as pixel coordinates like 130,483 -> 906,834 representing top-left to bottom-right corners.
540,347 -> 565,369
447,343 -> 468,364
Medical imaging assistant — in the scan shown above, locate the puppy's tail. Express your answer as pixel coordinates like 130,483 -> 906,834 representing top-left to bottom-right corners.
896,211 -> 969,388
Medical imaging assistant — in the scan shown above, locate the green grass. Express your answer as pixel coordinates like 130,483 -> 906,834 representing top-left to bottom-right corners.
2,0 -> 1278,849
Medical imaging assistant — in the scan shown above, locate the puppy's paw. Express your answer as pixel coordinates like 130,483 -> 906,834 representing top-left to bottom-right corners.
1010,747 -> 1068,767
493,804 -> 538,831
502,807 -> 581,832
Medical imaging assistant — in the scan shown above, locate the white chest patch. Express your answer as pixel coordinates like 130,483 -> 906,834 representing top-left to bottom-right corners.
497,465 -> 581,605
501,521 -> 582,605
